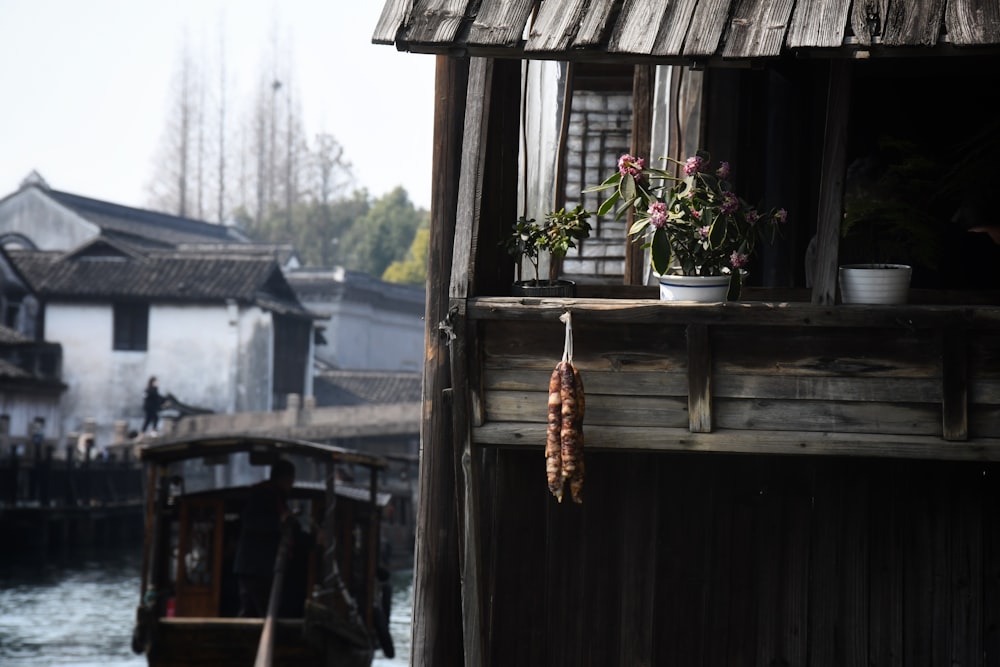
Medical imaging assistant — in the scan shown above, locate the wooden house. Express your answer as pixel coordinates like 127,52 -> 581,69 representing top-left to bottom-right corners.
375,1 -> 1000,665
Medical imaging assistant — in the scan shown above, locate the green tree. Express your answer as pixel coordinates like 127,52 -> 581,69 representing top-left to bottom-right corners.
383,225 -> 430,284
341,187 -> 426,277
249,188 -> 370,268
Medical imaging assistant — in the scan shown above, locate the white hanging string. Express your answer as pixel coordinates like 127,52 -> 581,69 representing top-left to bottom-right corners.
559,311 -> 573,363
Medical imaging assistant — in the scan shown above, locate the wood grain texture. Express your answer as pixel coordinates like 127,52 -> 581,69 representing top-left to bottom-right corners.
410,56 -> 468,667
946,0 -> 1000,45
467,0 -> 535,46
379,0 -> 1000,55
786,0 -> 851,47
942,326 -> 969,441
811,61 -> 850,305
401,0 -> 472,46
684,0 -> 736,56
485,390 -> 689,427
372,0 -> 413,44
450,57 -> 492,301
527,0 -> 588,52
722,0 -> 796,59
850,0 -> 890,44
687,323 -> 713,433
574,0 -> 620,48
882,0 -> 946,46
467,297 -> 1000,329
474,421 -> 1000,459
626,65 -> 654,285
479,451 -> 1000,664
608,0 -> 699,56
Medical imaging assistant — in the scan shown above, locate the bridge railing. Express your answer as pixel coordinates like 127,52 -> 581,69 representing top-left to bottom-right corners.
0,441 -> 144,508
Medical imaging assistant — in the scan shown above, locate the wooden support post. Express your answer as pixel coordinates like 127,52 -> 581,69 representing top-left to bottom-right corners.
626,65 -> 655,286
687,323 -> 713,433
448,307 -> 484,667
411,54 -> 469,667
448,54 -> 496,667
811,60 -> 852,305
942,326 -> 969,441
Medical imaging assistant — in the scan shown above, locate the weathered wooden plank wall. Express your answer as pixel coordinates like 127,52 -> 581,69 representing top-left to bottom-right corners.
479,319 -> 1000,444
481,450 -> 1000,666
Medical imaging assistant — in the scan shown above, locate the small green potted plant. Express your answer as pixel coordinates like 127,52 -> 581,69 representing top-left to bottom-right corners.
504,205 -> 591,297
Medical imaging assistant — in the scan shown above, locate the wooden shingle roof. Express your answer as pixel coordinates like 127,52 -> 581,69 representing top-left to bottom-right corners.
374,0 -> 1000,62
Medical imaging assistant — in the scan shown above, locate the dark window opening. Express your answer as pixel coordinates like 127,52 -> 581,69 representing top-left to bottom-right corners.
113,303 -> 149,351
844,58 -> 1000,292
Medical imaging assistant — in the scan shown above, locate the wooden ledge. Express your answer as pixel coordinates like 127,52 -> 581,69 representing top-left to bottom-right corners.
473,422 -> 1000,462
462,297 -> 1000,328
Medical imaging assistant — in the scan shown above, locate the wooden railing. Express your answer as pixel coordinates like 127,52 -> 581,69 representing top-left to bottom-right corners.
0,443 -> 143,507
462,297 -> 1000,461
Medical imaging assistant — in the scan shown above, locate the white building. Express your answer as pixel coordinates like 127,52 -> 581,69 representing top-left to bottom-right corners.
286,268 -> 425,372
0,178 -> 316,446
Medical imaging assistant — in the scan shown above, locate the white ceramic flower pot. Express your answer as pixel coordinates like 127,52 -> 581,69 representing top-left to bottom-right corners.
658,274 -> 732,303
838,264 -> 911,304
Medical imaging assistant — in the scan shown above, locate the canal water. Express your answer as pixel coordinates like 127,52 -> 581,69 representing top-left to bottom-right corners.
0,546 -> 412,666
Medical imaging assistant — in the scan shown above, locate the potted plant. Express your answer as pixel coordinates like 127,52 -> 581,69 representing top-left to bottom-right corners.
586,151 -> 786,301
504,205 -> 592,297
838,138 -> 939,304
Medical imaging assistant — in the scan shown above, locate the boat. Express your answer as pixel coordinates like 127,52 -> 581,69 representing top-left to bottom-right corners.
130,433 -> 394,667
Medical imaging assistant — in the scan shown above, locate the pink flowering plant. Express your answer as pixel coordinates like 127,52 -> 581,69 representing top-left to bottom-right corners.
586,150 -> 786,294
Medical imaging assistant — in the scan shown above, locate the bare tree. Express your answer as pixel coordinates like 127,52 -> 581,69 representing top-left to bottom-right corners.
310,133 -> 352,205
216,28 -> 227,224
146,34 -> 203,218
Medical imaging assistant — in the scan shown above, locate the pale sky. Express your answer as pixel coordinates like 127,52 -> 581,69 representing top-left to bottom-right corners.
0,0 -> 436,212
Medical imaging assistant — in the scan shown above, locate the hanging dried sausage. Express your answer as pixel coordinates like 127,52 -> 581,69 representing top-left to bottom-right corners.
559,361 -> 585,504
546,363 -> 565,501
568,364 -> 585,504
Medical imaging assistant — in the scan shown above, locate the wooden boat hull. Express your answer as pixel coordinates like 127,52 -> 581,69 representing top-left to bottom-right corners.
147,618 -> 373,667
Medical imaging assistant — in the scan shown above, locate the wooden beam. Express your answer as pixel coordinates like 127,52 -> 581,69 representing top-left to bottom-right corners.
687,323 -> 713,432
472,422 -> 1000,461
464,297 -> 1000,329
942,326 -> 969,441
450,58 -> 493,301
449,56 -> 494,667
625,64 -> 654,286
811,60 -> 851,305
449,308 -> 484,667
411,54 -> 468,667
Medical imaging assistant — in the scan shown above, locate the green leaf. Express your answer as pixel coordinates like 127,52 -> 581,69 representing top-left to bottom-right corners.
709,215 -> 726,248
629,218 -> 650,236
622,175 -> 636,202
598,191 -> 620,216
650,227 -> 673,275
582,172 -> 621,193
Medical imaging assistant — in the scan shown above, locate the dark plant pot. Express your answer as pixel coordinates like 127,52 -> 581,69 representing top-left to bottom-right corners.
511,279 -> 576,297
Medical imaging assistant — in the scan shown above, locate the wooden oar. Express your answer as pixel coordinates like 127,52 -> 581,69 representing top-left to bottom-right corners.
253,521 -> 294,667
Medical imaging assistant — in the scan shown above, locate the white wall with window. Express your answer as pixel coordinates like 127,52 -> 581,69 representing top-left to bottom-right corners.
43,300 -> 279,443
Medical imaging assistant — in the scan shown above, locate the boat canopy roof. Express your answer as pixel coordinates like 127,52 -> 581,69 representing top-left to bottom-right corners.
139,433 -> 388,470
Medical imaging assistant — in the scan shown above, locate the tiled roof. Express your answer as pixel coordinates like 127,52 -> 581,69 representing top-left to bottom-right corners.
375,0 -> 1000,62
46,189 -> 249,248
6,247 -> 314,317
313,369 -> 422,408
286,267 -> 425,316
